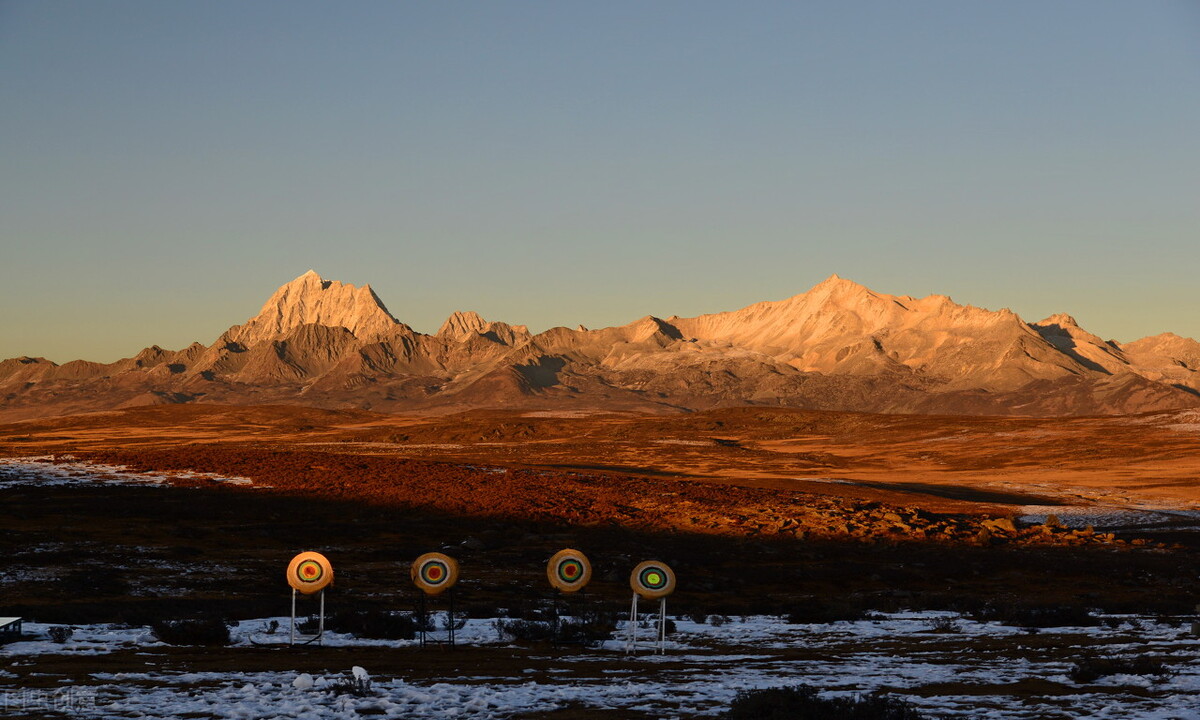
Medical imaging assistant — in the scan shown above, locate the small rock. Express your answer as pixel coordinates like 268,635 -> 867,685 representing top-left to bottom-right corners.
982,517 -> 1017,533
460,536 -> 486,551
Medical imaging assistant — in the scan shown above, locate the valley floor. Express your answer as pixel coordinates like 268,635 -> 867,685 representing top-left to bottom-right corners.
3,405 -> 1200,717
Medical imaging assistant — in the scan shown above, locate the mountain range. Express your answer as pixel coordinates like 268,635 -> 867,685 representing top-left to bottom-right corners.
2,270 -> 1198,421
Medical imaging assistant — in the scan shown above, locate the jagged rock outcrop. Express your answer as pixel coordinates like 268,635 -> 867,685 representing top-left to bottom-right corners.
437,311 -> 489,341
2,271 -> 1199,421
221,270 -> 401,347
437,310 -> 531,346
1120,333 -> 1200,394
1032,313 -> 1129,375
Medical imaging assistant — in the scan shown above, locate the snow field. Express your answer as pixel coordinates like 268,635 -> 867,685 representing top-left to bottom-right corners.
4,612 -> 1200,718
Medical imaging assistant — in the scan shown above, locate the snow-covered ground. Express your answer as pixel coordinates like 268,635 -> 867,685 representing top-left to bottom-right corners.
0,456 -> 255,489
5,458 -> 1200,717
4,612 -> 1200,718
1019,504 -> 1200,530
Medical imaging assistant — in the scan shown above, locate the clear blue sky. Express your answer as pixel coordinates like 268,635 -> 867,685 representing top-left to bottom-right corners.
2,1 -> 1198,363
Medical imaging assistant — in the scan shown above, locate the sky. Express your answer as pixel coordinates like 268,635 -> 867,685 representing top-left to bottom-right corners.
2,1 -> 1198,363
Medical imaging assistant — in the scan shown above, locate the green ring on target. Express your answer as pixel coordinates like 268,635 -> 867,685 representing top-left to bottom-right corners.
639,567 -> 667,589
558,559 -> 583,581
287,551 -> 334,594
631,560 -> 675,599
297,560 -> 324,583
547,549 -> 592,593
411,552 -> 459,596
421,561 -> 448,584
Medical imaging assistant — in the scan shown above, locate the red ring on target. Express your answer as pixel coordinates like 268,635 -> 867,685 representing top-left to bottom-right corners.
630,560 -> 675,600
412,552 -> 459,596
547,549 -> 592,594
287,551 -> 334,594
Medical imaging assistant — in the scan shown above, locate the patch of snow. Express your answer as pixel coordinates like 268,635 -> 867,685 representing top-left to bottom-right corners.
0,457 -> 254,490
6,612 -> 1200,718
1020,505 -> 1200,530
791,477 -> 855,484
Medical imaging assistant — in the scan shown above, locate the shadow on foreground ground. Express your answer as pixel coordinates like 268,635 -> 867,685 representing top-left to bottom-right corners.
2,484 -> 1197,625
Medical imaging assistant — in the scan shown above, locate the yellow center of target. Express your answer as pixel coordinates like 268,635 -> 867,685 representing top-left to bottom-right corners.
646,572 -> 662,586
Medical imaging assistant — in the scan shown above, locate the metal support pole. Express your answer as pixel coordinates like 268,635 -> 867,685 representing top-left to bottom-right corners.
318,590 -> 325,646
552,595 -> 560,647
657,598 -> 667,654
449,589 -> 456,648
625,593 -> 639,654
418,593 -> 427,648
290,589 -> 297,646
554,590 -> 572,647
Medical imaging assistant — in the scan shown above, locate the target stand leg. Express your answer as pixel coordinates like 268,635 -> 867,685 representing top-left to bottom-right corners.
418,594 -> 427,649
657,598 -> 666,655
625,593 -> 639,654
318,590 -> 325,647
289,589 -> 327,647
449,589 -> 456,648
553,591 -> 574,648
551,597 -> 560,648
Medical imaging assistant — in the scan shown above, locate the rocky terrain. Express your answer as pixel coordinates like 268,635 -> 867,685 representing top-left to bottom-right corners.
3,271 -> 1199,420
6,403 -> 1199,545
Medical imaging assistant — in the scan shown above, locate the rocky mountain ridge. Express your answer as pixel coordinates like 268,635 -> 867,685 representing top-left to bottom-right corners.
2,271 -> 1198,420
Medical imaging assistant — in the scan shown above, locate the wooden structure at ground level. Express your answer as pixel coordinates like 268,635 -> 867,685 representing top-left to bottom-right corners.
0,617 -> 22,642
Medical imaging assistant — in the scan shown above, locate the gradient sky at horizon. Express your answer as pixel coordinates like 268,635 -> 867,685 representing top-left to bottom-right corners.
2,1 -> 1198,363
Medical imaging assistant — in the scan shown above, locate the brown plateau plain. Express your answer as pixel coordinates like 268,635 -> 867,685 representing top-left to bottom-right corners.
4,404 -> 1200,718
4,403 -> 1200,619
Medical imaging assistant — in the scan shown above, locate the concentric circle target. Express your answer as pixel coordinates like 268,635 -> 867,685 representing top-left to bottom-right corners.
287,551 -> 334,595
411,552 -> 459,596
630,560 -> 675,599
547,549 -> 592,594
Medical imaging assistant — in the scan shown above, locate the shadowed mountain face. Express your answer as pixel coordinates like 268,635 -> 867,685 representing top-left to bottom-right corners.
2,272 -> 1199,420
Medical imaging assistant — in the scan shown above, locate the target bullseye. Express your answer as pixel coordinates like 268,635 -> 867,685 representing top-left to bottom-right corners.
287,551 -> 334,595
411,552 -> 459,596
630,560 -> 675,599
547,549 -> 592,593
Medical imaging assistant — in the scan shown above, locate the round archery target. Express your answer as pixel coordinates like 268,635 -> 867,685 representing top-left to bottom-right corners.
630,560 -> 676,599
287,551 -> 333,594
547,549 -> 592,593
411,552 -> 459,596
